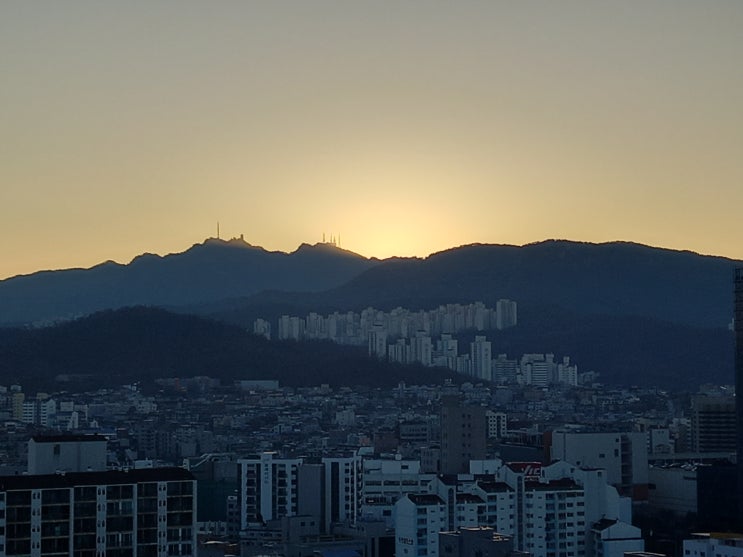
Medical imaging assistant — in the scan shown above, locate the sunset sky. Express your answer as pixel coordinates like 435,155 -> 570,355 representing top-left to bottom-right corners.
1,1 -> 742,280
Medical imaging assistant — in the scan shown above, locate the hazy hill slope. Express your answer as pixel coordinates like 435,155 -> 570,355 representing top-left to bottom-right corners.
333,241 -> 738,328
208,241 -> 738,330
0,307 -> 456,392
0,239 -> 378,326
469,303 -> 733,390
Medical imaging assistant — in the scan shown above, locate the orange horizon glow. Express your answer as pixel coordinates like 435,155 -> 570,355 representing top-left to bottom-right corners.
1,2 -> 742,280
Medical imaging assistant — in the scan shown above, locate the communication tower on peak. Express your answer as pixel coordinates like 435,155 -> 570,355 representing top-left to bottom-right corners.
321,232 -> 341,247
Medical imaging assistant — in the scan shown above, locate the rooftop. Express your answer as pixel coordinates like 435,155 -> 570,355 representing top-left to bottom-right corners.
0,467 -> 194,491
30,434 -> 107,443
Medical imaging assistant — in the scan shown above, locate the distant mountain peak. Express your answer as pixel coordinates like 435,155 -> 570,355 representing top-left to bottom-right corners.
292,242 -> 367,258
0,236 -> 380,325
201,235 -> 256,248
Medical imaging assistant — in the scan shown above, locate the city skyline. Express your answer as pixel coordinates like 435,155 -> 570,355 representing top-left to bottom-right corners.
2,2 -> 742,280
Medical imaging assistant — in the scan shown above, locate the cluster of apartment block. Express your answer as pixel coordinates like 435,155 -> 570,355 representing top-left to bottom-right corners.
253,301 -> 584,386
0,386 -> 64,428
255,300 -> 518,344
235,450 -> 643,557
232,398 -> 649,557
376,336 -> 579,387
3,424 -> 728,557
0,385 -> 97,430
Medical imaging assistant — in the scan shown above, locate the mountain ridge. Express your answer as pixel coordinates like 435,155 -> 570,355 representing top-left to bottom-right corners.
0,238 -> 380,325
201,239 -> 740,330
2,238 -> 740,330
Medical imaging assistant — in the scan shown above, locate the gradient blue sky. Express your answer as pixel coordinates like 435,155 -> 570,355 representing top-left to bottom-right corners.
1,1 -> 742,279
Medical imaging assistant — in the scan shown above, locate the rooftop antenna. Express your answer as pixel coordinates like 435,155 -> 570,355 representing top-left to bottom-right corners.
217,221 -> 220,240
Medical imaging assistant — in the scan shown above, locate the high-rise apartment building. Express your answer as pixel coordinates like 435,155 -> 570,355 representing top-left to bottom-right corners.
411,331 -> 433,367
321,455 -> 362,531
0,467 -> 196,557
434,334 -> 459,371
470,336 -> 492,381
239,452 -> 367,535
237,452 -> 302,529
440,399 -> 487,475
690,395 -> 737,453
394,494 -> 447,557
735,267 -> 743,520
368,325 -> 388,359
520,354 -> 555,387
493,354 -> 518,385
496,299 -> 518,330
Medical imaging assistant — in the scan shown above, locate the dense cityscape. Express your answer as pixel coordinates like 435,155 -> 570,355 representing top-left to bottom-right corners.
1,274 -> 741,557
3,1 -> 742,556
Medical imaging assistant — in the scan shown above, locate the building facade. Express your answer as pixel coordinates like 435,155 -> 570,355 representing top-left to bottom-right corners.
237,453 -> 302,529
0,467 -> 196,557
394,459 -> 641,557
27,435 -> 107,475
735,267 -> 743,521
548,431 -> 649,500
440,401 -> 487,475
690,395 -> 736,453
684,533 -> 743,557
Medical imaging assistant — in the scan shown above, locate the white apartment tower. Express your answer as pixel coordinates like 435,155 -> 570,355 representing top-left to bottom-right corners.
521,354 -> 555,387
237,452 -> 302,529
434,334 -> 459,371
411,331 -> 433,367
0,467 -> 196,557
368,325 -> 388,359
395,494 -> 447,557
470,336 -> 492,381
496,299 -> 518,330
322,455 -> 363,530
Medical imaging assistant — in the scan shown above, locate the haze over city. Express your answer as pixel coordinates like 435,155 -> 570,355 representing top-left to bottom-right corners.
1,1 -> 742,280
